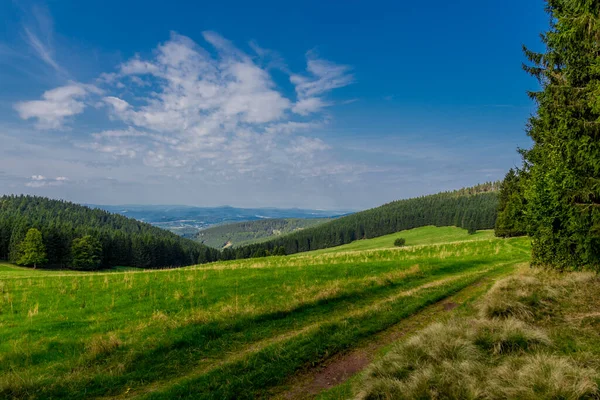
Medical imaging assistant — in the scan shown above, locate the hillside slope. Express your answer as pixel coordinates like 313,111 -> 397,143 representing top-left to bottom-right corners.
0,195 -> 218,269
196,218 -> 331,248
0,226 -> 530,399
232,183 -> 500,258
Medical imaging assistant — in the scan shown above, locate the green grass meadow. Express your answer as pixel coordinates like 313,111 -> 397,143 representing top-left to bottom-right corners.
0,227 -> 531,399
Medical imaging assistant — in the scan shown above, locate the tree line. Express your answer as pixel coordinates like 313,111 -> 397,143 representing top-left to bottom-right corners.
0,195 -> 220,270
495,0 -> 600,271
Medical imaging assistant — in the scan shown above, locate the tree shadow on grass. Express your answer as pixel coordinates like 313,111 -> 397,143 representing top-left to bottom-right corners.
2,259 -> 489,399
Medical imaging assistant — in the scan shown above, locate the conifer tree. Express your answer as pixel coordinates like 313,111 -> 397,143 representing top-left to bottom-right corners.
17,228 -> 47,268
495,169 -> 527,238
522,0 -> 600,269
71,235 -> 102,270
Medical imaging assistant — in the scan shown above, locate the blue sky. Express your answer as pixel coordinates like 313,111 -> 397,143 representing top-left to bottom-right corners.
0,0 -> 547,209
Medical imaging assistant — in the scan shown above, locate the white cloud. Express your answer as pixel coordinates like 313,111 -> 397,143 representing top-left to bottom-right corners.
287,136 -> 331,155
89,32 -> 341,177
103,96 -> 130,113
290,52 -> 353,114
15,31 -> 359,187
264,120 -> 324,135
292,98 -> 329,116
14,84 -> 99,129
25,175 -> 68,187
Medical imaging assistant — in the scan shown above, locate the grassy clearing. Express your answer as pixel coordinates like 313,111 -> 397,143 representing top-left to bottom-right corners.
359,267 -> 600,399
0,227 -> 530,399
310,226 -> 494,255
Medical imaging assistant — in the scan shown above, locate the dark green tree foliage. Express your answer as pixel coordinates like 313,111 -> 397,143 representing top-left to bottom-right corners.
495,169 -> 527,238
394,238 -> 406,247
521,1 -> 600,270
236,183 -> 500,258
0,195 -> 219,269
70,235 -> 102,270
16,228 -> 47,268
467,220 -> 477,235
275,246 -> 286,256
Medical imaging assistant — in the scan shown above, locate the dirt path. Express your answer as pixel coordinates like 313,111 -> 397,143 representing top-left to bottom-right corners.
272,272 -> 505,400
107,271 -> 488,399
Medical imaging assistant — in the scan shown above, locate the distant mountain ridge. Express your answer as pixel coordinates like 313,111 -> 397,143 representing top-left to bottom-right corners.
88,204 -> 351,237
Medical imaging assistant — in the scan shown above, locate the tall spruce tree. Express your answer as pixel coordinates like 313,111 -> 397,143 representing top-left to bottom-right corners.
495,169 -> 527,238
523,0 -> 600,269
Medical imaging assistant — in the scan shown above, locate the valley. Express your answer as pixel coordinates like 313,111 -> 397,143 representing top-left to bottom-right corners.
91,205 -> 347,238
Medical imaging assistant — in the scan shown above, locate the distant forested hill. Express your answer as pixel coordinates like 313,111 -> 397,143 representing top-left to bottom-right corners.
92,204 -> 348,237
196,218 -> 332,248
231,183 -> 500,258
0,195 -> 219,269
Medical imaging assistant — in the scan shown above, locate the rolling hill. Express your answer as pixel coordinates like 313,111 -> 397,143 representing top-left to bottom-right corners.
0,195 -> 219,269
231,183 -> 500,258
196,218 -> 332,248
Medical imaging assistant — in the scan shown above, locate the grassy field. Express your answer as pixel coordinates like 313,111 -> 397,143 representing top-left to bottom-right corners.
0,227 -> 530,399
311,226 -> 495,254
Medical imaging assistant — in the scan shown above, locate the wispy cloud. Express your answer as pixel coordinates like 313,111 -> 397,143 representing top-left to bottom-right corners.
21,5 -> 66,76
290,51 -> 354,115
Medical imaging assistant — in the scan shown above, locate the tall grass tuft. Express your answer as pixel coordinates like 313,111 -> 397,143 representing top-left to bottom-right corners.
471,318 -> 551,354
359,271 -> 599,400
489,354 -> 598,400
86,333 -> 122,358
479,275 -> 556,321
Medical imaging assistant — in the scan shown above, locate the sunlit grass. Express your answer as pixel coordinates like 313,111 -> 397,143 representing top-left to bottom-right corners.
309,226 -> 495,254
0,227 -> 531,399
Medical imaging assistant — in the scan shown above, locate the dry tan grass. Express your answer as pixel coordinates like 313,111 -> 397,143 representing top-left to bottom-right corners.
489,354 -> 598,400
27,303 -> 39,318
359,270 -> 600,400
173,290 -> 184,301
478,275 -> 556,321
86,333 -> 122,357
151,310 -> 168,322
471,317 -> 551,355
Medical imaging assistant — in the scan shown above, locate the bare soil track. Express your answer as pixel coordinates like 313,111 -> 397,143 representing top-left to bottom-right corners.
275,274 -> 503,399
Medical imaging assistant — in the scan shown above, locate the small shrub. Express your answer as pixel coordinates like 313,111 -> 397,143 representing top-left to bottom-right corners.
394,238 -> 406,247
